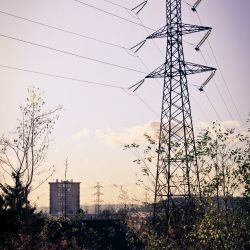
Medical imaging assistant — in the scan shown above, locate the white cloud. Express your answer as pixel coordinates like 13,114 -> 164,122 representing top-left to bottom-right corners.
71,128 -> 89,140
221,120 -> 241,128
197,120 -> 241,130
196,120 -> 248,144
95,121 -> 160,146
95,120 -> 246,146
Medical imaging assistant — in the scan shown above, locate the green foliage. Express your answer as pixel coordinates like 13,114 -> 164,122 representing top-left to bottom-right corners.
189,200 -> 250,249
196,121 -> 250,199
124,119 -> 250,249
0,172 -> 28,211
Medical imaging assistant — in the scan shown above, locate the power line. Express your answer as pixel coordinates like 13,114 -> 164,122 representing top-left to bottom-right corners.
102,0 -> 129,10
206,39 -> 244,124
189,92 -> 210,121
71,0 -> 155,31
204,91 -> 222,121
0,10 -> 160,118
0,64 -> 158,118
0,9 -> 160,68
0,64 -> 124,89
102,1 -> 219,125
134,93 -> 159,118
0,9 -> 148,62
97,1 -> 166,80
199,51 -> 235,121
102,0 -> 140,19
97,2 -> 201,123
195,12 -> 244,124
186,8 -> 235,121
182,0 -> 192,7
0,33 -> 146,74
0,10 -> 127,50
135,16 -> 165,58
101,0 -> 195,49
0,29 -> 163,118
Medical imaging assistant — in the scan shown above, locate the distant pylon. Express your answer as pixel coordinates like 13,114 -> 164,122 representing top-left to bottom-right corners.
129,0 -> 216,236
64,158 -> 68,219
93,182 -> 103,215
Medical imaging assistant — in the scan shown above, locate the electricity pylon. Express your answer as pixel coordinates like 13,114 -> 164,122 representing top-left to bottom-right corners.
93,182 -> 103,215
64,158 -> 68,219
130,0 -> 216,235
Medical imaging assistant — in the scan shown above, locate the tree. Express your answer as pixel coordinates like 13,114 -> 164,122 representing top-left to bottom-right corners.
190,121 -> 250,249
0,87 -> 62,210
124,119 -> 250,248
123,133 -> 158,204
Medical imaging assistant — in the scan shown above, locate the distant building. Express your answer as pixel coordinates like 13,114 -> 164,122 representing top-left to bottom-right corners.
49,179 -> 80,216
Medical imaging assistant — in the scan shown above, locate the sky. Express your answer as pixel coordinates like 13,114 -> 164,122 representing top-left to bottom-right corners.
0,0 -> 249,207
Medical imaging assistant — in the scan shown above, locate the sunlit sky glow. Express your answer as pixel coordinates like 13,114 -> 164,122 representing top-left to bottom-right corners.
0,0 -> 249,207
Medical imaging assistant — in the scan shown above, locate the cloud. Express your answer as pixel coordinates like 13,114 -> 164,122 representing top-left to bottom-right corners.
71,128 -> 89,140
95,121 -> 160,146
95,120 -> 246,146
197,120 -> 241,129
196,120 -> 249,145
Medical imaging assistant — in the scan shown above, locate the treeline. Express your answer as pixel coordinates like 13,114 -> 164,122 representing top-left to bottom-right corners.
0,89 -> 249,249
123,119 -> 250,249
0,203 -> 143,249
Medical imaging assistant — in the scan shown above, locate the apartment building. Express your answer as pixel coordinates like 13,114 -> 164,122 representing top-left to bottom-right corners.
49,179 -> 80,216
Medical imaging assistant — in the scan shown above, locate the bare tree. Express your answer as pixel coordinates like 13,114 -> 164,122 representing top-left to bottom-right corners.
0,87 -> 62,209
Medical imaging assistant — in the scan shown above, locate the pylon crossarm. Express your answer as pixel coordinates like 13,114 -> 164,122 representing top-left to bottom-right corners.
128,61 -> 215,92
130,24 -> 211,53
181,24 -> 211,35
145,24 -> 211,39
146,63 -> 166,78
128,63 -> 165,91
147,25 -> 168,39
184,62 -> 216,75
129,26 -> 167,53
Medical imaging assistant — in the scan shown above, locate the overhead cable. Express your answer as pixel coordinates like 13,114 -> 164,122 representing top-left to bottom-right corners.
134,16 -> 165,57
204,92 -> 222,121
195,10 -> 243,123
182,0 -> 192,7
186,8 -> 235,121
102,0 -> 194,48
71,0 -> 154,31
0,64 -> 124,89
0,10 -> 126,50
100,0 -> 219,124
134,93 -> 159,118
199,51 -> 235,121
189,93 -> 210,121
0,64 -> 158,118
0,33 -> 146,74
102,0 -> 128,10
196,12 -> 244,124
207,39 -> 244,124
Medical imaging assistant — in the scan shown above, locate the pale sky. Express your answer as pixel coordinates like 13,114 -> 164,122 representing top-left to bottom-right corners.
0,0 -> 249,207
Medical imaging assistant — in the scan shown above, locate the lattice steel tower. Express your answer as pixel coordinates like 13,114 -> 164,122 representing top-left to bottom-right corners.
130,0 -> 216,226
93,182 -> 103,215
